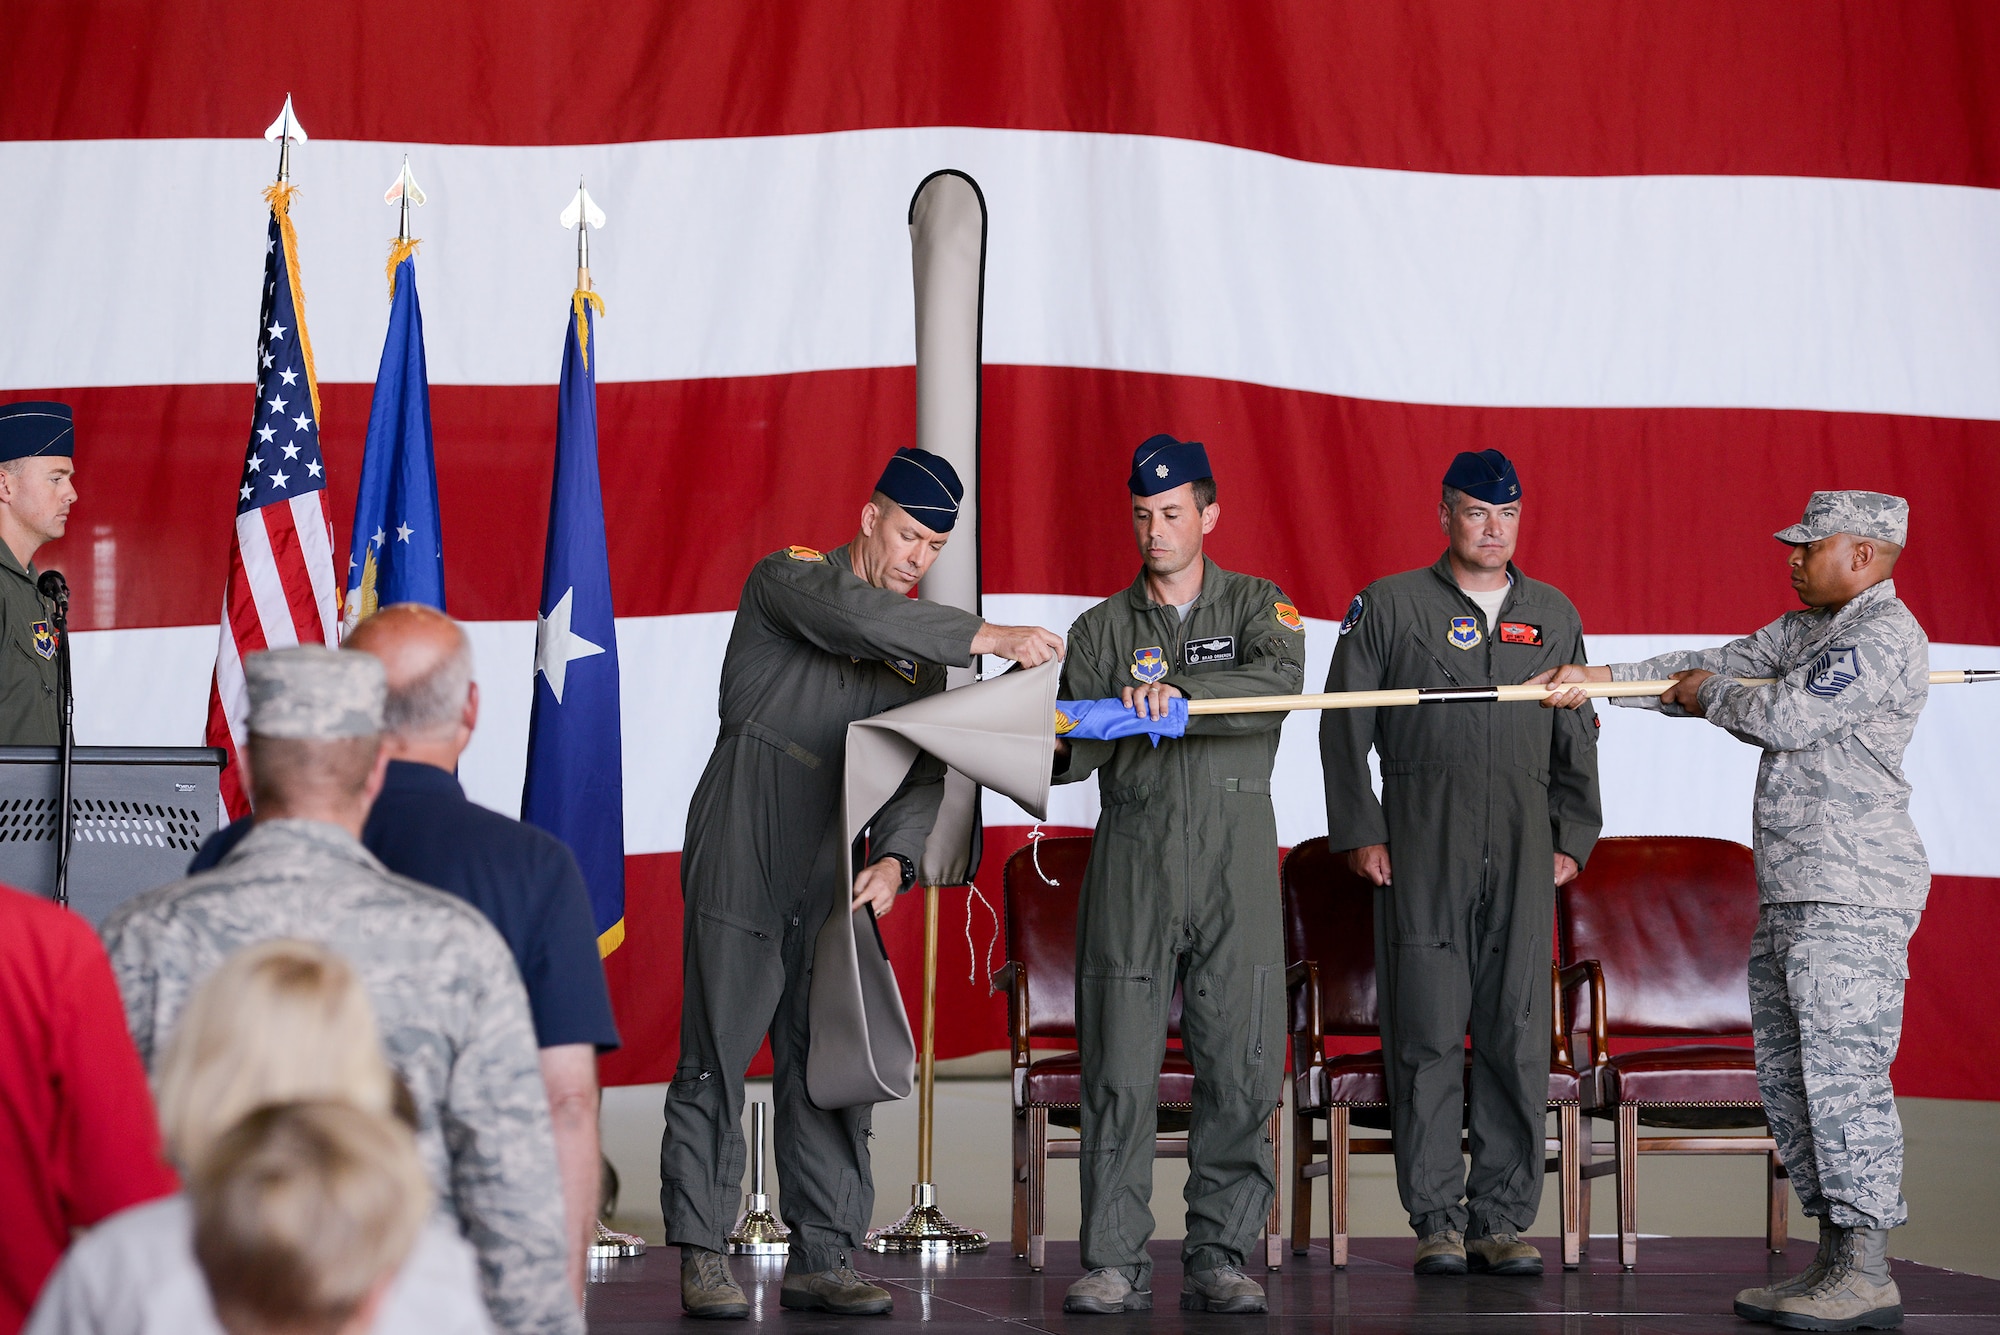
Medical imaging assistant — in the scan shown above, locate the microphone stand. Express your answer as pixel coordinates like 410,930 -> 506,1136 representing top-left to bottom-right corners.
39,571 -> 73,909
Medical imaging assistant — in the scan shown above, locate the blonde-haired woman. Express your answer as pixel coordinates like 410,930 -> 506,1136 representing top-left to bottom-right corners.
25,940 -> 493,1335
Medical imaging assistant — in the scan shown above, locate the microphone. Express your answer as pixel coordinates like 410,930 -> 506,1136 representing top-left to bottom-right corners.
36,569 -> 69,621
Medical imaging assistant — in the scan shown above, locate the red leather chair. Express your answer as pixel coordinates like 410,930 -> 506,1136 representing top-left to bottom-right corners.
994,835 -> 1283,1271
1283,837 -> 1589,1268
1558,835 -> 1787,1270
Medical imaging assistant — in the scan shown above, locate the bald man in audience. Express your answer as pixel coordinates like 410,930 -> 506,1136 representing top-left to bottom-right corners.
188,606 -> 618,1300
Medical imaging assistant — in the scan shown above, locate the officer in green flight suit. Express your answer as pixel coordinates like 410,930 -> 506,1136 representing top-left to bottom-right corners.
0,402 -> 77,746
1055,436 -> 1306,1317
663,448 -> 1063,1321
1319,450 -> 1602,1278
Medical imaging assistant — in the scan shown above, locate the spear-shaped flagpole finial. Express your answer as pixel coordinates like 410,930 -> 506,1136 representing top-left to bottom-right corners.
560,178 -> 607,291
263,94 -> 309,183
384,156 -> 427,243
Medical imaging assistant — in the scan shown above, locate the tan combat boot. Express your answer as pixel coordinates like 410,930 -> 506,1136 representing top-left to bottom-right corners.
780,1262 -> 895,1315
1770,1227 -> 1903,1331
1063,1268 -> 1153,1314
680,1247 -> 750,1320
1736,1220 -> 1843,1323
1414,1228 -> 1467,1275
1180,1264 -> 1267,1313
1465,1231 -> 1543,1277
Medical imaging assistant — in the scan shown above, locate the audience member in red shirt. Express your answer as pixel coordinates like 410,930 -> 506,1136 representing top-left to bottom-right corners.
0,887 -> 178,1334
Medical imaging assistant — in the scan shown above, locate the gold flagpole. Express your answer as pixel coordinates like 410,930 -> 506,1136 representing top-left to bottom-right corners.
1184,669 -> 1998,717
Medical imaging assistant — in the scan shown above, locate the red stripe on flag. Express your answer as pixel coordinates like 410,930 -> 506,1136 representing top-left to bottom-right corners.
205,672 -> 247,820
221,539 -> 271,659
5,3 -> 1997,187
16,373 -> 2000,644
258,501 -> 332,648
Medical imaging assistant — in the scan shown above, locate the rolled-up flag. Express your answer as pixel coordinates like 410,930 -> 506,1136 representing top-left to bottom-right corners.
1055,696 -> 1189,745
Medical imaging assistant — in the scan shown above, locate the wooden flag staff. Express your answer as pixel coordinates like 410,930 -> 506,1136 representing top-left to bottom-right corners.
1184,669 -> 1999,717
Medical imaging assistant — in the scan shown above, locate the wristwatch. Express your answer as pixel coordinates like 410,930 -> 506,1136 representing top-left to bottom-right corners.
889,853 -> 917,893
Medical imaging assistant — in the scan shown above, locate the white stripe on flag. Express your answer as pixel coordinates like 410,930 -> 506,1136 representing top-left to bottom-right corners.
236,508 -> 303,650
290,491 -> 340,643
212,604 -> 248,754
4,131 -> 1998,420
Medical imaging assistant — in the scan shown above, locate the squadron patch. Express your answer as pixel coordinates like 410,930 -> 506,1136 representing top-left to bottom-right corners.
1498,621 -> 1542,646
886,658 -> 919,683
1273,602 -> 1304,632
1130,646 -> 1168,684
1054,708 -> 1078,735
1806,646 -> 1861,698
30,621 -> 55,660
1447,616 -> 1482,650
786,545 -> 825,562
1183,635 -> 1236,665
1339,593 -> 1365,636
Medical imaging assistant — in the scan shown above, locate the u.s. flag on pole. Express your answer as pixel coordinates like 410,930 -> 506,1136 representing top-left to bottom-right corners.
203,180 -> 339,819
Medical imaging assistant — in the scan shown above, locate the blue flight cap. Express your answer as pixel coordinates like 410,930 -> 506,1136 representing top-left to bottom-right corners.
874,447 -> 964,532
1442,449 -> 1520,504
1128,433 -> 1212,498
0,402 -> 74,461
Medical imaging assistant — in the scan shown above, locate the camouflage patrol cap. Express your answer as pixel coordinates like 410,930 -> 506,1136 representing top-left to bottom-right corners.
244,645 -> 386,740
1774,491 -> 1909,547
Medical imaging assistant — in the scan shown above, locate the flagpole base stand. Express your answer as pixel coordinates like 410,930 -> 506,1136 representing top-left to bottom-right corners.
865,1183 -> 989,1254
725,1193 -> 791,1256
589,1220 -> 647,1262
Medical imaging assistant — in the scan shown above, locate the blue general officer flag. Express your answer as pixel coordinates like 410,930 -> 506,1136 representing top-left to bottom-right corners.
522,293 -> 626,954
1055,696 -> 1188,746
344,254 -> 444,628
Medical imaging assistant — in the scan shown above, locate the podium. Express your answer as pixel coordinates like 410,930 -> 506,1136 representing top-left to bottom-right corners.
0,746 -> 226,925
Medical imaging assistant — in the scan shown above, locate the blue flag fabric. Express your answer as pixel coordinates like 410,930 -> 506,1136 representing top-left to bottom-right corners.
345,256 -> 444,626
1055,696 -> 1189,745
522,298 -> 626,954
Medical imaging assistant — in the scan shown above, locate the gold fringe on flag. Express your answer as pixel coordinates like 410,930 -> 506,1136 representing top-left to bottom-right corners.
262,182 -> 323,424
386,236 -> 422,298
571,288 -> 606,370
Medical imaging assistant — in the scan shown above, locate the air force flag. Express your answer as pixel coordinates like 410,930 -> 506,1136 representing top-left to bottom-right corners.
521,294 -> 627,954
344,254 -> 444,628
1055,696 -> 1188,745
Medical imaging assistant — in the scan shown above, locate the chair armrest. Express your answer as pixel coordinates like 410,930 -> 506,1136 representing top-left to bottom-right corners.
1285,960 -> 1325,1069
1558,959 -> 1608,1069
991,961 -> 1030,1069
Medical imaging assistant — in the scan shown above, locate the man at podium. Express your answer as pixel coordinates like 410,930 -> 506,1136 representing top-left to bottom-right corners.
0,402 -> 77,746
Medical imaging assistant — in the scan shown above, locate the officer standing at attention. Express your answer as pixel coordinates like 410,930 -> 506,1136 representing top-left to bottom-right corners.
1320,450 -> 1601,1278
1540,492 -> 1926,1333
666,448 -> 1062,1320
0,402 -> 78,745
1055,435 -> 1305,1317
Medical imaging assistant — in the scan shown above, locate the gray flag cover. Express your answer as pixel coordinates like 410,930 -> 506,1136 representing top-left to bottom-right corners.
806,659 -> 1060,1109
908,168 -> 989,888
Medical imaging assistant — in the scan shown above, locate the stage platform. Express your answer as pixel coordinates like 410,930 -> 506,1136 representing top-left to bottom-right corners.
585,1238 -> 2000,1332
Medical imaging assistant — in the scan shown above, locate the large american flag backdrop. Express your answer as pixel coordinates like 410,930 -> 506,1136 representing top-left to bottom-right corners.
4,4 -> 1997,1097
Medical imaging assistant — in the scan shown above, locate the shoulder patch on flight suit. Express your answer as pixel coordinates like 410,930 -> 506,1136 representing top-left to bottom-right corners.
886,658 -> 919,682
1273,602 -> 1303,632
1339,593 -> 1365,636
1130,646 -> 1167,683
31,621 -> 56,660
1498,621 -> 1541,646
1183,635 -> 1235,665
1806,646 -> 1860,698
1448,616 -> 1482,650
785,545 -> 825,562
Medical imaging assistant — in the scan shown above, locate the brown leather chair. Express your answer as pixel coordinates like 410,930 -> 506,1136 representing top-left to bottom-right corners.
1558,835 -> 1786,1270
1283,837 -> 1589,1268
994,835 -> 1283,1271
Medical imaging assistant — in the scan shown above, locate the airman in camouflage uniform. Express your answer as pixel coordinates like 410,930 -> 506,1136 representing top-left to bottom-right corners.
1544,490 -> 1925,1332
101,646 -> 581,1335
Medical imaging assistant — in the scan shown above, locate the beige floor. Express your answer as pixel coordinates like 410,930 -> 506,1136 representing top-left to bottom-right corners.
601,1056 -> 2000,1278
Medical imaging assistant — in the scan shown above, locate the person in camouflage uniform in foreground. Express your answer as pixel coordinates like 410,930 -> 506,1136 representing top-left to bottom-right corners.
1540,490 -> 1928,1332
102,646 -> 582,1335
